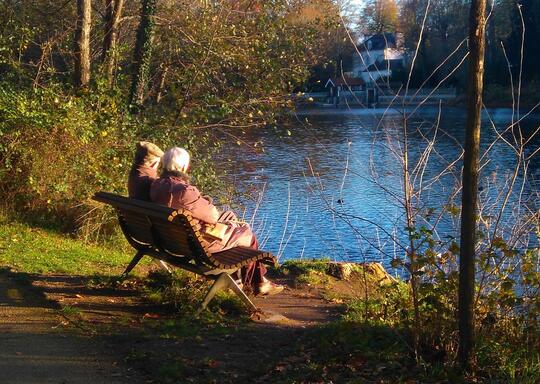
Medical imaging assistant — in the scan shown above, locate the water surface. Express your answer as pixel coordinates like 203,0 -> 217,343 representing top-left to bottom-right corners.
216,107 -> 540,269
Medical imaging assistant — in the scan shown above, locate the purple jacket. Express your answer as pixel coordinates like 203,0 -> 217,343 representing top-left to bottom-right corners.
150,171 -> 219,224
150,171 -> 257,253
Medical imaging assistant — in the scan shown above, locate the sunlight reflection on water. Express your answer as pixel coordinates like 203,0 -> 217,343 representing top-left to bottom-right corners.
216,107 -> 540,271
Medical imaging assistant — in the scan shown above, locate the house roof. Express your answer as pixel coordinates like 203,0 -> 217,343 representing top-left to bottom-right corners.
358,33 -> 397,52
325,77 -> 365,88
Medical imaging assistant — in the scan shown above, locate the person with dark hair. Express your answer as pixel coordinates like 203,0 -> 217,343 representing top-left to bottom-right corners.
127,141 -> 164,201
150,147 -> 284,296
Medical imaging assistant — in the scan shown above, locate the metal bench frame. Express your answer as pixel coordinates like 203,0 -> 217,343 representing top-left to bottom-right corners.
93,192 -> 276,313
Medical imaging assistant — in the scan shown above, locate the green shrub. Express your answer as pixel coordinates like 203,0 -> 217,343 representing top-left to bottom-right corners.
0,82 -> 224,239
0,83 -> 134,228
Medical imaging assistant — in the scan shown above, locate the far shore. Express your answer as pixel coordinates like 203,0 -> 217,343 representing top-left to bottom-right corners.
293,103 -> 540,120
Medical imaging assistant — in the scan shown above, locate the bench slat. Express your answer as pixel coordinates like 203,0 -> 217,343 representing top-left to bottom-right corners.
149,221 -> 197,254
94,191 -> 174,221
210,246 -> 274,268
93,191 -> 277,271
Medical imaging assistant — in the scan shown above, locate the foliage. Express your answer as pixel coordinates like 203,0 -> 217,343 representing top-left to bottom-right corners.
354,219 -> 540,380
393,0 -> 540,89
142,270 -> 248,321
146,0 -> 324,131
359,0 -> 399,35
279,258 -> 332,275
343,281 -> 411,325
0,0 -> 337,236
0,83 -> 130,226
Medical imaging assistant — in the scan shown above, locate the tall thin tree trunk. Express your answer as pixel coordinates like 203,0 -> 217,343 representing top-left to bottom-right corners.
74,0 -> 91,87
102,0 -> 125,84
129,0 -> 157,110
154,64 -> 169,103
458,0 -> 487,370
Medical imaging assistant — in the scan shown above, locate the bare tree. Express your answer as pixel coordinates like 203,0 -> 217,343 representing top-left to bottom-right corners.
102,0 -> 125,84
458,0 -> 487,370
74,0 -> 92,87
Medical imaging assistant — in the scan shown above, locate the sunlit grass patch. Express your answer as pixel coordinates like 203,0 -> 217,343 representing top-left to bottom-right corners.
278,258 -> 331,276
60,305 -> 81,316
0,218 -> 134,275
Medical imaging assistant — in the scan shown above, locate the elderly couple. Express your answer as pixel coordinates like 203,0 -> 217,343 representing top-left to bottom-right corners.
127,141 -> 284,296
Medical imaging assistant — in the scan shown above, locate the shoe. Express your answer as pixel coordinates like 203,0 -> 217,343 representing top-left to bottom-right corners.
258,280 -> 285,296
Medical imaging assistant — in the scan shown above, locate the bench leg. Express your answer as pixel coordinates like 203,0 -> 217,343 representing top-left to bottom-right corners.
227,274 -> 258,312
196,273 -> 258,315
156,260 -> 173,274
121,250 -> 145,277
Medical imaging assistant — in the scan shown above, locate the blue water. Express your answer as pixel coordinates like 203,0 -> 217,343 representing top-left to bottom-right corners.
216,107 -> 540,270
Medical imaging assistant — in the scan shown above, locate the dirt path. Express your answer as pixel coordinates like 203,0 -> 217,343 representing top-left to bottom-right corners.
1,270 -> 343,383
0,270 -> 146,384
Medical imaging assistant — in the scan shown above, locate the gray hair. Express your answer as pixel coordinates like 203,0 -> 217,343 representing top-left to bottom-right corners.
161,147 -> 190,173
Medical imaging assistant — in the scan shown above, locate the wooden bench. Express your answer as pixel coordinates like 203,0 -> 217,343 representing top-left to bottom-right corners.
93,191 -> 276,313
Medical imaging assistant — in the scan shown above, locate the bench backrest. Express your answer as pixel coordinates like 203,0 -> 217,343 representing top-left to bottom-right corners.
93,192 -> 216,267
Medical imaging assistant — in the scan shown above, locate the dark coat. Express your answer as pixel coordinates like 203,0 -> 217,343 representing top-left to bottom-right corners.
127,141 -> 163,201
127,165 -> 158,201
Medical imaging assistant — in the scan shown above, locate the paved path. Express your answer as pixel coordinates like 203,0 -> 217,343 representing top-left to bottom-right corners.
0,270 -> 143,384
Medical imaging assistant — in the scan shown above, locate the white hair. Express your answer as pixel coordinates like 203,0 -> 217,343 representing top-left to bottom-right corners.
161,147 -> 190,173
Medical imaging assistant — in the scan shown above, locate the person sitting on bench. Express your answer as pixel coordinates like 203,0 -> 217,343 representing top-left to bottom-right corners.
150,147 -> 284,296
127,141 -> 164,201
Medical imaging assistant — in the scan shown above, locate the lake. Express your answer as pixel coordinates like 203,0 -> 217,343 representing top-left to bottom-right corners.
216,107 -> 540,271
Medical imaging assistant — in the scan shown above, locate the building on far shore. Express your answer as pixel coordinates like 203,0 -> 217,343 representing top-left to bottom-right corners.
316,32 -> 455,107
352,32 -> 408,85
321,33 -> 408,107
324,76 -> 378,106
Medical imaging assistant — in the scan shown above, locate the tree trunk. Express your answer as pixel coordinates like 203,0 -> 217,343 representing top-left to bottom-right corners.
74,0 -> 91,87
102,0 -> 125,84
129,0 -> 157,110
458,0 -> 487,371
153,64 -> 169,104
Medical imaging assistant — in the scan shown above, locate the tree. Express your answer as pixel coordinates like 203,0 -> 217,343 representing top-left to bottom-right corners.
102,0 -> 125,84
458,0 -> 487,370
360,0 -> 399,35
129,0 -> 157,109
74,0 -> 91,87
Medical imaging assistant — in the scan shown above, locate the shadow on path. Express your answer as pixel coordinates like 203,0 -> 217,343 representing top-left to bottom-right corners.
1,268 -> 348,383
0,268 -> 146,384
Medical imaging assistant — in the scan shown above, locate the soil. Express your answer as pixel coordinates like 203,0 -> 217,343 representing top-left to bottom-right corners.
0,268 -> 351,384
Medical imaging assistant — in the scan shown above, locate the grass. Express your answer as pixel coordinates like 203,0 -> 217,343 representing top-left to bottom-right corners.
279,258 -> 332,276
0,217 -> 139,275
60,305 -> 81,316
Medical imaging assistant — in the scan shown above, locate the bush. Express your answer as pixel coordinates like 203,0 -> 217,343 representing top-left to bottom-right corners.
0,83 -> 134,229
0,82 -> 223,238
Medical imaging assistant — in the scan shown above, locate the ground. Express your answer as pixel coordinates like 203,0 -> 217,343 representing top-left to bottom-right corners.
1,222 -> 538,383
0,269 -> 142,384
1,220 -> 415,384
0,267 -> 351,384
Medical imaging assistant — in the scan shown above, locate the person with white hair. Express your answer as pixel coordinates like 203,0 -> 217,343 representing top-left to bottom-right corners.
127,141 -> 164,201
150,147 -> 284,296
